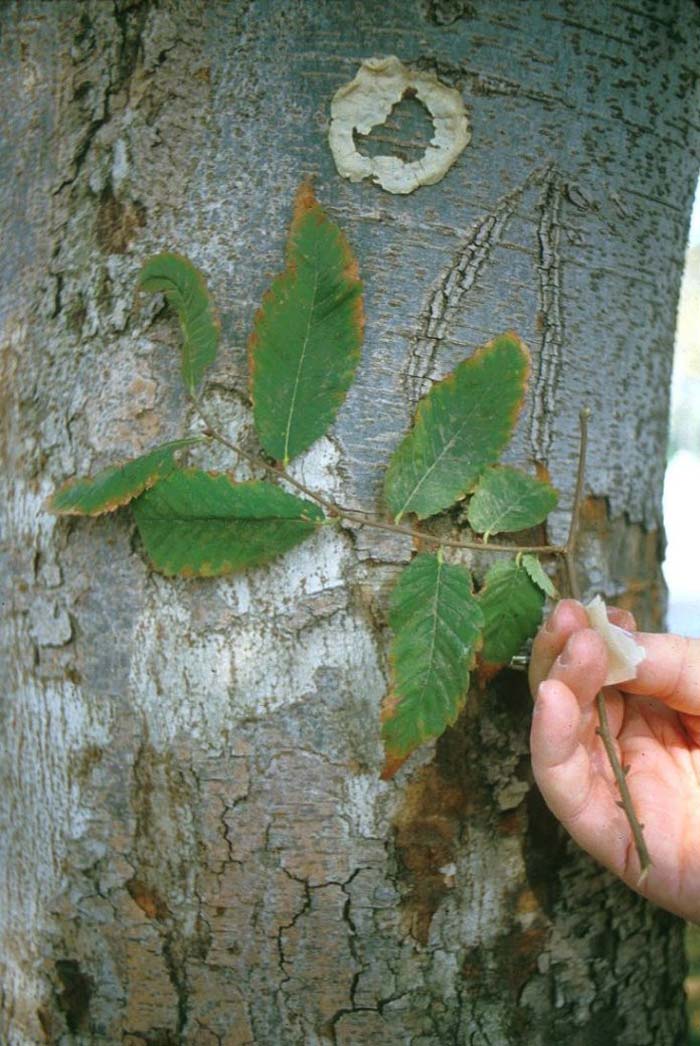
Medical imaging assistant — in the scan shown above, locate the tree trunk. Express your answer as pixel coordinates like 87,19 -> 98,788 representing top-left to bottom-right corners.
2,2 -> 699,1043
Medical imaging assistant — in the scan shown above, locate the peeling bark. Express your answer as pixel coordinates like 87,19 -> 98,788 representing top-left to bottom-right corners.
2,2 -> 700,1043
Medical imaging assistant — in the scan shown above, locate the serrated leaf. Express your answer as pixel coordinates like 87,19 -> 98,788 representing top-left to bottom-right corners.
467,465 -> 558,541
521,553 -> 557,599
384,333 -> 530,522
249,181 -> 364,464
478,558 -> 544,667
47,438 -> 202,516
132,469 -> 324,577
381,552 -> 484,778
138,252 -> 220,393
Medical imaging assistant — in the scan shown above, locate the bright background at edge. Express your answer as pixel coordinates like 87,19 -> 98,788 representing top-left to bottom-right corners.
663,179 -> 700,634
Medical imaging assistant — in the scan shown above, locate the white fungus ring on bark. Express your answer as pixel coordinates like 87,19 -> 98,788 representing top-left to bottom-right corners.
328,56 -> 471,194
584,595 -> 646,686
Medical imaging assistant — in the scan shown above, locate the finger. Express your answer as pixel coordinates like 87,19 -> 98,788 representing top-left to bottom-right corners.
529,599 -> 588,696
548,628 -> 623,745
679,712 -> 700,745
531,680 -> 631,872
621,633 -> 700,714
548,628 -> 608,711
531,679 -> 600,824
557,777 -> 632,882
531,679 -> 585,773
607,607 -> 636,632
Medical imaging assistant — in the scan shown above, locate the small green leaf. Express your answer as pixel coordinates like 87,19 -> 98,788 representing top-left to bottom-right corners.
381,552 -> 484,778
521,553 -> 557,599
132,469 -> 324,577
138,252 -> 220,393
467,465 -> 558,541
249,181 -> 364,465
478,558 -> 544,666
47,438 -> 202,516
384,333 -> 530,522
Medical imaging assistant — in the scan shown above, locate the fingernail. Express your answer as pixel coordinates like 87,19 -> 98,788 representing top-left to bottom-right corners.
556,649 -> 569,668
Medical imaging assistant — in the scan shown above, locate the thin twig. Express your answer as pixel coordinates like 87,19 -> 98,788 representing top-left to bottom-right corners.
596,693 -> 652,883
191,397 -> 338,513
191,396 -> 565,557
333,508 -> 562,554
563,407 -> 590,601
564,408 -> 652,880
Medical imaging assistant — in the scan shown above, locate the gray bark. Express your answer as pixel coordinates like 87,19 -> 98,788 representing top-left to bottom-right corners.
1,1 -> 699,1043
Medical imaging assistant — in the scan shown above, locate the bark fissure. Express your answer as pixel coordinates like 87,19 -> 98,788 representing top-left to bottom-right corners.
529,167 -> 566,462
403,167 -> 543,405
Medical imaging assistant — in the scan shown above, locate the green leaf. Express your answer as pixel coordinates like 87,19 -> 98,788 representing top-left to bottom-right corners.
381,552 -> 484,778
383,333 -> 530,522
521,553 -> 557,599
132,469 -> 324,577
467,465 -> 558,541
47,438 -> 202,516
478,559 -> 544,666
138,252 -> 220,394
249,181 -> 364,465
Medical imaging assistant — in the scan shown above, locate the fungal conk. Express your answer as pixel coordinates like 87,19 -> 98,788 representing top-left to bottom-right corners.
328,56 -> 470,194
584,595 -> 646,686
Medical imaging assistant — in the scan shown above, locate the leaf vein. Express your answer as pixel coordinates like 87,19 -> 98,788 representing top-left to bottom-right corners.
283,268 -> 320,464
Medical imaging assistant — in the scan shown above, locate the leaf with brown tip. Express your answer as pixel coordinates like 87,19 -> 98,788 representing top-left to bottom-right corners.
249,181 -> 364,464
132,468 -> 324,577
138,252 -> 220,394
381,552 -> 483,778
47,438 -> 202,516
384,333 -> 530,522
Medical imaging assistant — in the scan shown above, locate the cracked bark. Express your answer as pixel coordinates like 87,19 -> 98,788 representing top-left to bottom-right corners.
2,2 -> 699,1044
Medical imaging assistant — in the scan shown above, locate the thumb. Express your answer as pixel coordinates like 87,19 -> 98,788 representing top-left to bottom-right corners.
621,632 -> 700,714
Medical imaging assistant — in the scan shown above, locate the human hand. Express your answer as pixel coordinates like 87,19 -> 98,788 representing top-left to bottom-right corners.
529,599 -> 700,921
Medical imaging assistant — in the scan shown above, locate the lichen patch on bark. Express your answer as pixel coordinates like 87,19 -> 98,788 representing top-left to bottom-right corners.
329,55 -> 470,194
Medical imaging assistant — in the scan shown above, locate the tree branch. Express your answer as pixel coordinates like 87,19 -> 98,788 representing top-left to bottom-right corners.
595,693 -> 652,883
190,395 -> 565,557
563,407 -> 590,601
191,397 -> 338,513
564,407 -> 652,881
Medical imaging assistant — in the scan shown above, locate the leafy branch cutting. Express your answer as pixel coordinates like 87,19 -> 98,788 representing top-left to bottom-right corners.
48,181 -> 649,874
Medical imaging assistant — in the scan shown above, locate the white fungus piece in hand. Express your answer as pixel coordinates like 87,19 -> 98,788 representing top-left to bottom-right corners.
584,595 -> 646,686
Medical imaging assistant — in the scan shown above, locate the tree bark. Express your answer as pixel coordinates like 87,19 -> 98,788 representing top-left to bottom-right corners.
2,2 -> 699,1043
